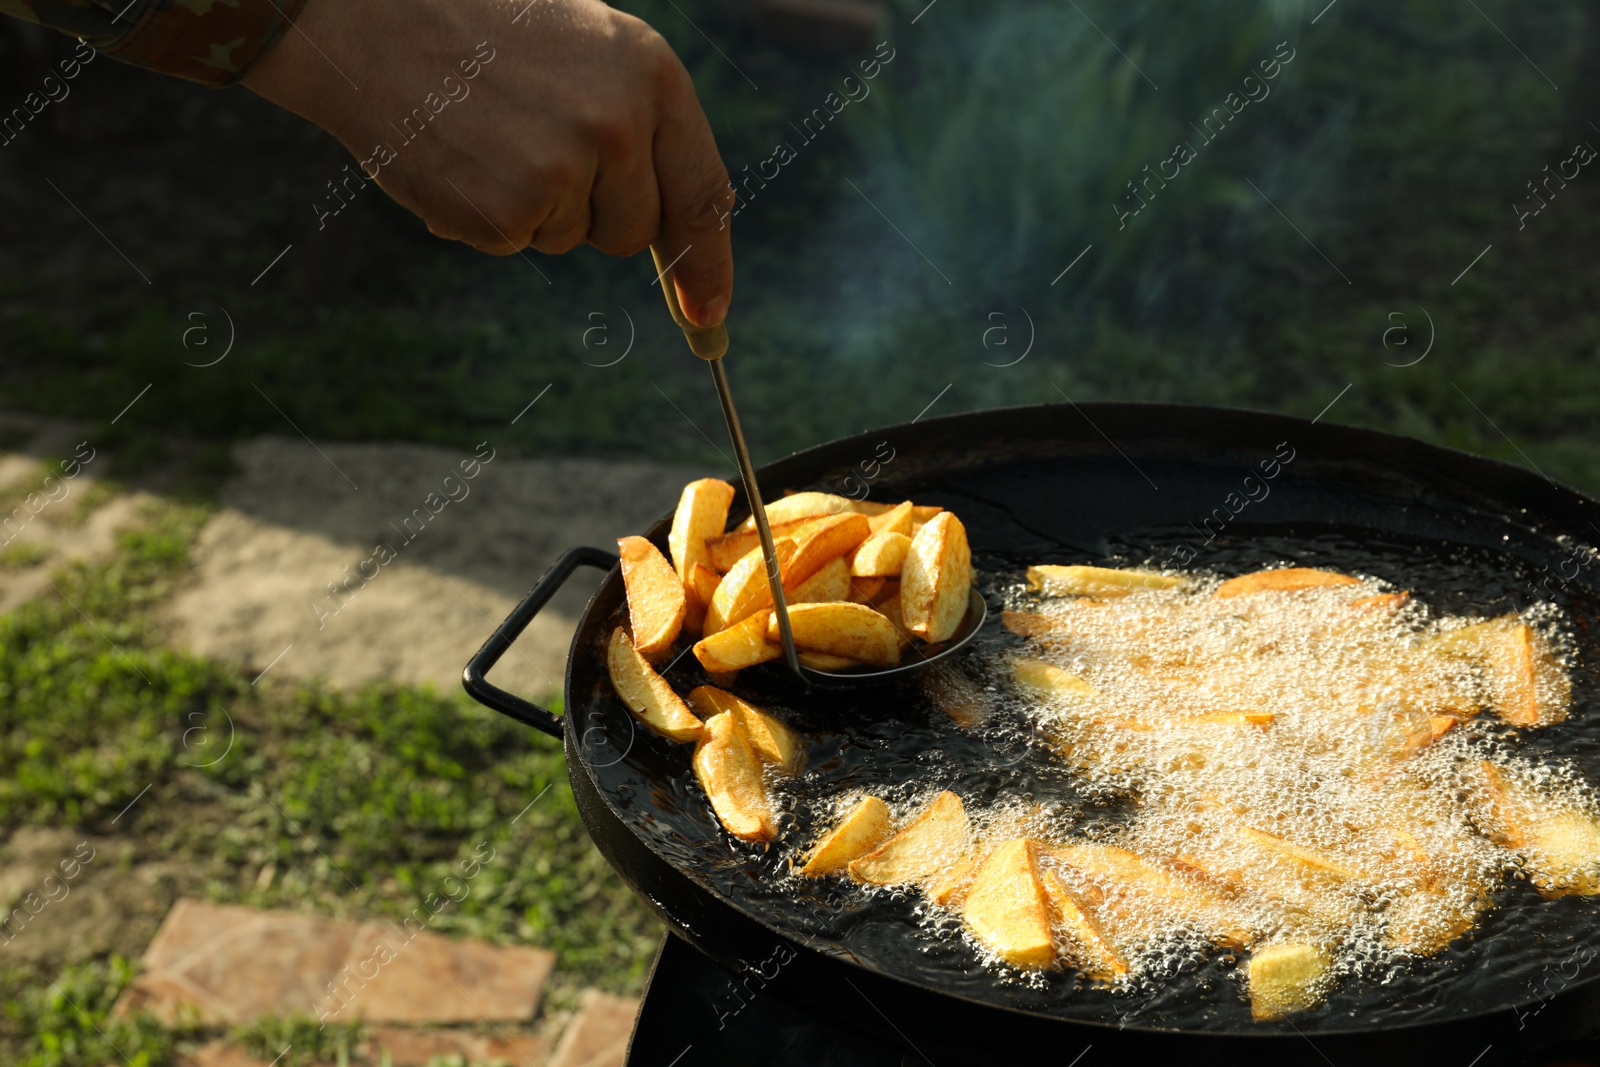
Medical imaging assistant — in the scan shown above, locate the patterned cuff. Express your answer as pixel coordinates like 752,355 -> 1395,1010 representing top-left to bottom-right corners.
104,0 -> 310,88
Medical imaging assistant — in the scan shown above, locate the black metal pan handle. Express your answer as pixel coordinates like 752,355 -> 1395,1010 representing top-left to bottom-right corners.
462,546 -> 618,739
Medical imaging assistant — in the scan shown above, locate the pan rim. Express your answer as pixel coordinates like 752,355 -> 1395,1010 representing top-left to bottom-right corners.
561,399 -> 1600,1040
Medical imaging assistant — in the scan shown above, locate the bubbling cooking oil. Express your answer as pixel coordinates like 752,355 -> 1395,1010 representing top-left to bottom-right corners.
779,566 -> 1600,1016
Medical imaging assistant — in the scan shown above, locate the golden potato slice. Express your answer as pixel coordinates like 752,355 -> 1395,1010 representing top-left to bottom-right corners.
706,519 -> 810,574
847,575 -> 885,604
605,627 -> 702,742
784,513 -> 872,589
1026,565 -> 1185,598
867,500 -> 915,537
1477,760 -> 1600,896
1214,567 -> 1360,598
1524,811 -> 1600,897
683,561 -> 721,636
706,669 -> 739,688
849,790 -> 971,885
1247,942 -> 1333,1020
1047,841 -> 1253,949
705,539 -> 797,634
692,711 -> 777,842
1041,869 -> 1128,981
767,601 -> 901,668
688,685 -> 803,773
961,839 -> 1056,969
692,611 -> 780,673
1238,826 -> 1366,882
667,478 -> 736,578
1488,622 -> 1567,727
873,590 -> 913,649
789,556 -> 852,604
1385,890 -> 1488,956
1012,658 -> 1097,702
617,536 -> 687,658
852,532 -> 912,578
1348,591 -> 1409,613
916,665 -> 992,730
901,512 -> 973,643
800,795 -> 892,876
797,650 -> 864,671
731,492 -> 865,531
1000,611 -> 1068,639
925,856 -> 980,908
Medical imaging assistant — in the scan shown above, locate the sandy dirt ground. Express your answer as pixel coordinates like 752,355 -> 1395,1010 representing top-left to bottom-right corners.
0,413 -> 712,699
166,437 -> 710,700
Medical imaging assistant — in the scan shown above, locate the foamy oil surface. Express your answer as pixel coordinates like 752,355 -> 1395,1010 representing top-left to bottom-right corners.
596,530 -> 1600,1033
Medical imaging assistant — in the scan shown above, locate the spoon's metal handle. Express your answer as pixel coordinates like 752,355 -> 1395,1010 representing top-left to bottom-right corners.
650,245 -> 803,680
649,245 -> 728,361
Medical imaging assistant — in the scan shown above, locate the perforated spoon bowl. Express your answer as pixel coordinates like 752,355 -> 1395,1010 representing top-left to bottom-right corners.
650,246 -> 987,687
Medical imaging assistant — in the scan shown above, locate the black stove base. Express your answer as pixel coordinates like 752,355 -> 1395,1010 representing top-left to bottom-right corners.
623,935 -> 1600,1067
625,934 -> 924,1067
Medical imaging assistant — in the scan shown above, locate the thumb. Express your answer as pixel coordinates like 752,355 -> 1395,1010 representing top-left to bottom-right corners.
653,71 -> 736,327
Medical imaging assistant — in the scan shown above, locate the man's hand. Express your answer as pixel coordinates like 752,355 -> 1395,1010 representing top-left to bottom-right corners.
242,0 -> 734,326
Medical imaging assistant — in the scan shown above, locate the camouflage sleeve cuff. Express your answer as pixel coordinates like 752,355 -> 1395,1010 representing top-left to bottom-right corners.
3,0 -> 309,87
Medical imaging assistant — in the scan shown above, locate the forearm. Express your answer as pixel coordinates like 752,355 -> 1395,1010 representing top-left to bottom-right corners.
0,0 -> 306,86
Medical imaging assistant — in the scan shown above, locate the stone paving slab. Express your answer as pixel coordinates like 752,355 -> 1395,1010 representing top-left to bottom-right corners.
117,899 -> 554,1028
547,990 -> 640,1067
116,899 -> 358,1025
321,920 -> 555,1025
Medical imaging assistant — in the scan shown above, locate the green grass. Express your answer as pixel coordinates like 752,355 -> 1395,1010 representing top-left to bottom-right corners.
0,500 -> 661,1064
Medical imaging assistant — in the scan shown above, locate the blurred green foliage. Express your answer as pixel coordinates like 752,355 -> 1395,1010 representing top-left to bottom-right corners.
3,0 -> 1598,490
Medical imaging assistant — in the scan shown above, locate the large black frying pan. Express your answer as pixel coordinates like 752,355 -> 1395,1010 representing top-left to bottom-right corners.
464,403 -> 1600,1066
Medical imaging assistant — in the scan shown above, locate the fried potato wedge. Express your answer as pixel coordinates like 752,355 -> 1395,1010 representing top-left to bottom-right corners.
867,500 -> 915,537
706,539 -> 798,634
1012,658 -> 1097,702
1214,568 -> 1361,598
789,556 -> 852,605
729,492 -> 872,532
916,665 -> 992,730
961,839 -> 1056,969
902,512 -> 973,643
1027,565 -> 1185,598
1041,869 -> 1128,981
1238,825 -> 1367,882
1384,889 -> 1489,956
767,601 -> 901,668
1431,617 -> 1568,727
1478,760 -> 1600,896
1046,840 -> 1253,949
668,478 -> 736,578
801,795 -> 892,876
847,575 -> 885,604
1349,591 -> 1410,613
1488,622 -> 1568,727
692,711 -> 778,842
925,856 -> 980,908
606,627 -> 702,742
735,494 -> 942,532
692,611 -> 780,673
784,513 -> 872,590
689,685 -> 803,774
705,518 -> 810,573
683,561 -> 721,636
852,531 -> 912,578
617,536 -> 687,658
1248,942 -> 1333,1020
849,790 -> 971,885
